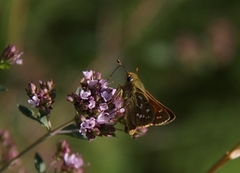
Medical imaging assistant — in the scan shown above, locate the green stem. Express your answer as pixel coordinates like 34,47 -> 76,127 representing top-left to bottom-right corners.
0,118 -> 75,172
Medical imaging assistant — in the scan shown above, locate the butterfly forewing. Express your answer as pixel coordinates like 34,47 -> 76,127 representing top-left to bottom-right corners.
134,88 -> 155,126
123,99 -> 137,135
123,89 -> 156,135
120,85 -> 149,135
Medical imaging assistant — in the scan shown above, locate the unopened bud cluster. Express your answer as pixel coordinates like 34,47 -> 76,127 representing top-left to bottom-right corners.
26,80 -> 56,116
0,44 -> 23,65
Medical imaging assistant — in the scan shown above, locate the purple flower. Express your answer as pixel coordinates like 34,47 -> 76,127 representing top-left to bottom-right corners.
63,153 -> 83,170
97,112 -> 114,124
67,70 -> 125,140
79,117 -> 96,135
99,103 -> 108,111
99,79 -> 108,88
101,88 -> 116,102
28,95 -> 40,107
113,97 -> 124,110
82,71 -> 93,79
88,80 -> 98,87
80,90 -> 91,100
88,97 -> 95,109
54,140 -> 85,173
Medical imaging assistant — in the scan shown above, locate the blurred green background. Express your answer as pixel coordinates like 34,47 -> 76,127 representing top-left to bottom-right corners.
1,0 -> 240,172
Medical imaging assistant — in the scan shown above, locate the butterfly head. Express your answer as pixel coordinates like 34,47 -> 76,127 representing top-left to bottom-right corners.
127,72 -> 138,83
117,59 -> 139,82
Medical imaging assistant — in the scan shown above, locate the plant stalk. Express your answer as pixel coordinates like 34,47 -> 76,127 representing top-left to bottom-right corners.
0,118 -> 75,172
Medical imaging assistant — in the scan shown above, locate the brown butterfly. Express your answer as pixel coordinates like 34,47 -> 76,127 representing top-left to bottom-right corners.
117,60 -> 175,136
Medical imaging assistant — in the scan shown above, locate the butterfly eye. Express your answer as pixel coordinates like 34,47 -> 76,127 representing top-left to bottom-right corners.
127,74 -> 133,82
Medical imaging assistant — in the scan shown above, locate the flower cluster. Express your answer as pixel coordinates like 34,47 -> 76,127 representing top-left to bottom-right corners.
67,70 -> 125,140
0,44 -> 23,65
26,80 -> 56,117
54,140 -> 85,173
0,129 -> 20,168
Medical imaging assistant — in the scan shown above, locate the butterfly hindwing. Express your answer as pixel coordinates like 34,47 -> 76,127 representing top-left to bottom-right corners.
144,90 -> 175,125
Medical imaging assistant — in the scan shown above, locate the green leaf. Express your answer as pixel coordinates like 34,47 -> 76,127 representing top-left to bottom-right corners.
0,62 -> 10,70
0,85 -> 8,92
34,153 -> 46,173
18,105 -> 52,130
38,115 -> 51,131
18,104 -> 37,121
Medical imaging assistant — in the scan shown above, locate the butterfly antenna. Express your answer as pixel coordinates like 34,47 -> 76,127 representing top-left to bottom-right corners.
117,59 -> 129,74
105,61 -> 122,82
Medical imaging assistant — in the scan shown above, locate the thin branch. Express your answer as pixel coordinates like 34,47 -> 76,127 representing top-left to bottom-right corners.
208,142 -> 240,173
0,118 -> 75,172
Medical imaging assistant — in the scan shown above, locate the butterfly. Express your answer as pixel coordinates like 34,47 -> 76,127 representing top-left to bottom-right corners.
117,60 -> 175,136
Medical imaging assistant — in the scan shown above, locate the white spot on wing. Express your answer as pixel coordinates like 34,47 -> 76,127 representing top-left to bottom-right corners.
146,109 -> 151,113
137,113 -> 145,119
137,103 -> 143,109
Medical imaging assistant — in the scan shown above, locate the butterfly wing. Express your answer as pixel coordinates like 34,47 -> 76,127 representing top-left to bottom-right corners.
134,88 -> 155,126
120,71 -> 175,136
122,88 -> 154,135
144,90 -> 175,125
123,97 -> 137,135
